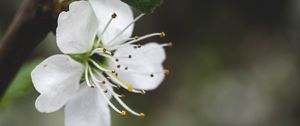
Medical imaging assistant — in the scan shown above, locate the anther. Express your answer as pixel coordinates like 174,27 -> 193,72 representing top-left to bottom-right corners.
139,113 -> 145,118
102,81 -> 106,84
137,44 -> 142,48
104,90 -> 108,93
128,55 -> 132,58
134,36 -> 140,40
90,85 -> 95,88
160,32 -> 166,38
102,48 -> 107,52
150,74 -> 154,78
167,42 -> 173,47
117,65 -> 121,68
121,111 -> 127,117
128,85 -> 133,92
125,67 -> 128,70
164,69 -> 170,75
112,70 -> 116,73
115,58 -> 119,62
112,13 -> 117,18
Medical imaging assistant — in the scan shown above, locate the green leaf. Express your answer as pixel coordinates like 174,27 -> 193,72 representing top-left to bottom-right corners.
121,0 -> 164,13
0,59 -> 42,109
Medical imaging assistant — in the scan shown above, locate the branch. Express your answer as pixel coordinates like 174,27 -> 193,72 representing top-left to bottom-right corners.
0,0 -> 57,97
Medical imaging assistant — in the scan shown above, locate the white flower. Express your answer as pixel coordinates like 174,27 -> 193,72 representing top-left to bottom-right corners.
31,0 -> 171,126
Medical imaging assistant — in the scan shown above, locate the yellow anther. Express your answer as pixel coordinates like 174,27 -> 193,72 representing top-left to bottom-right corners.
112,13 -> 117,18
128,85 -> 133,92
134,36 -> 140,40
139,113 -> 145,118
164,69 -> 170,75
121,111 -> 127,117
112,70 -> 116,73
160,32 -> 166,38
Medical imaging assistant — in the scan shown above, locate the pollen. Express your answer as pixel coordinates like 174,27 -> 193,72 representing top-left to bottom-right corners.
160,32 -> 166,38
121,111 -> 127,117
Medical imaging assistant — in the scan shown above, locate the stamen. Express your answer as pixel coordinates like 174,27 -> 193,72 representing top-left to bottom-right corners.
112,91 -> 143,116
85,64 -> 95,88
97,13 -> 117,47
89,59 -> 111,72
93,80 -> 125,115
161,42 -> 173,48
91,48 -> 112,55
160,32 -> 166,38
107,14 -> 145,46
121,111 -> 127,117
106,73 -> 145,94
164,69 -> 170,75
139,113 -> 145,118
110,32 -> 164,50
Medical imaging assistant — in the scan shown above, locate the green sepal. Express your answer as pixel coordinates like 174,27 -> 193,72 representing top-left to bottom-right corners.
121,0 -> 164,13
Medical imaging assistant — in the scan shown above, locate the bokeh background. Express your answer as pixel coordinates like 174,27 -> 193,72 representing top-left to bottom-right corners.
1,0 -> 300,126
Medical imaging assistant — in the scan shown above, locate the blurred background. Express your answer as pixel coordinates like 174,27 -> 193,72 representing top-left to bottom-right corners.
1,0 -> 300,126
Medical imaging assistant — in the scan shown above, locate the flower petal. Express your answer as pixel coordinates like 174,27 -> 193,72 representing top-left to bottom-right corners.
89,0 -> 134,45
57,1 -> 98,54
31,54 -> 84,113
111,43 -> 166,90
65,86 -> 110,126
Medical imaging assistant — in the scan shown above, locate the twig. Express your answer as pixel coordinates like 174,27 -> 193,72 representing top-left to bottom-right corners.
0,0 -> 57,97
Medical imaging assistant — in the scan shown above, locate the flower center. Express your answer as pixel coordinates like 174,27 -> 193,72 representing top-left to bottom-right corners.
77,13 -> 172,118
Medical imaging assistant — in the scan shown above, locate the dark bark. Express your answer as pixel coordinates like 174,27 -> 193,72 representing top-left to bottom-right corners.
0,0 -> 57,97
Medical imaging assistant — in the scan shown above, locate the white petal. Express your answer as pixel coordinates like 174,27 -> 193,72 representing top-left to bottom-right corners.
57,1 -> 98,54
111,43 -> 166,90
114,43 -> 166,64
89,0 -> 134,45
31,54 -> 84,112
65,86 -> 110,126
